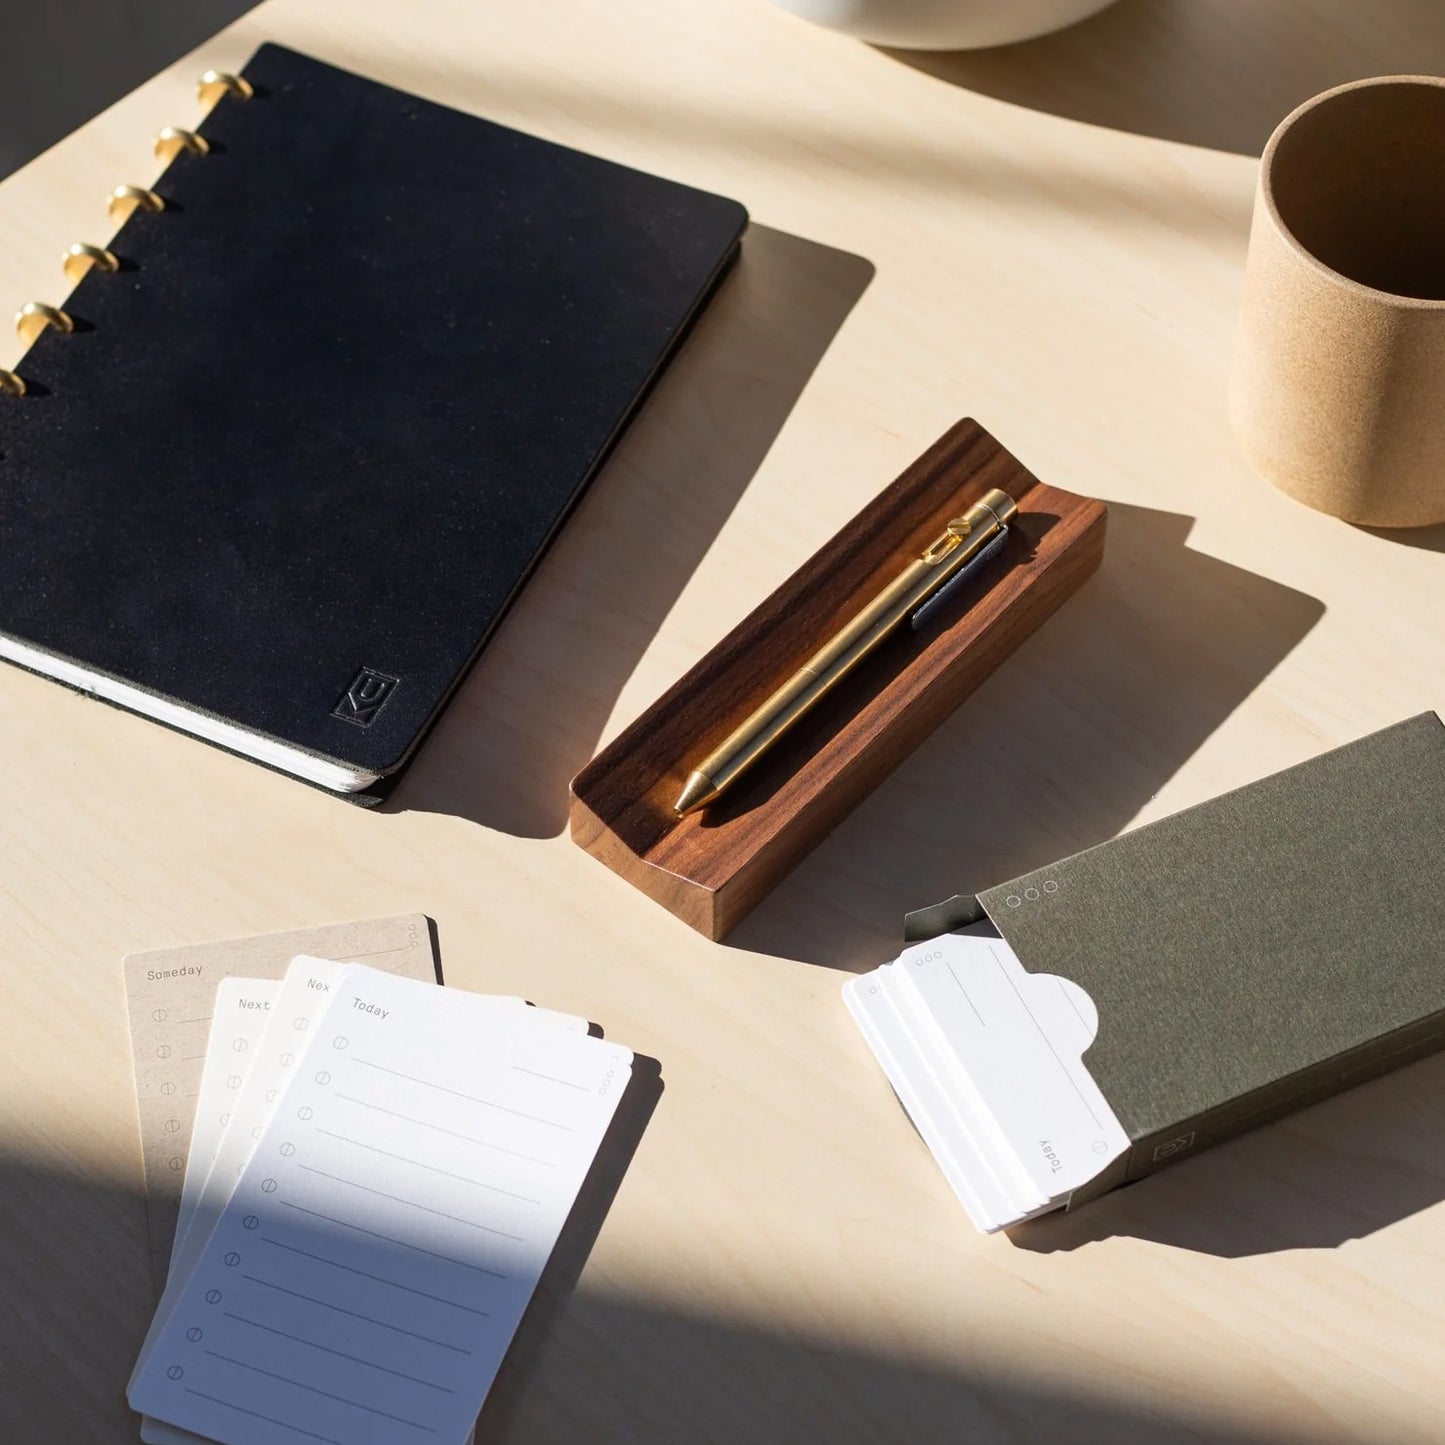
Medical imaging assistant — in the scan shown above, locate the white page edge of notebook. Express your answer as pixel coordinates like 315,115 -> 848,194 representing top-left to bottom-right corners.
0,632 -> 378,791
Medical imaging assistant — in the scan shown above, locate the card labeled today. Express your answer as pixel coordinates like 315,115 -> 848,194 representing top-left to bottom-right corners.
130,965 -> 633,1445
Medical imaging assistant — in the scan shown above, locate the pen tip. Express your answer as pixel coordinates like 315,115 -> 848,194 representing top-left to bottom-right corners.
673,771 -> 719,817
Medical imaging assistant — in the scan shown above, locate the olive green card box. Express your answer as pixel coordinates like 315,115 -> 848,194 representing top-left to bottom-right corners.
904,712 -> 1445,1208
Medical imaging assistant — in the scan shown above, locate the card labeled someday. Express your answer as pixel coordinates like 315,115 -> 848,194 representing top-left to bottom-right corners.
861,712 -> 1445,1228
123,913 -> 440,1292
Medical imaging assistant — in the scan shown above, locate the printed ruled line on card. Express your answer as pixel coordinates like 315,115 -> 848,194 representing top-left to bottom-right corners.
1056,976 -> 1091,1032
184,1390 -> 345,1444
315,1128 -> 540,1202
127,965 -> 635,1445
261,1237 -> 493,1315
241,1273 -> 473,1353
334,1093 -> 555,1166
993,944 -> 1106,1128
225,1312 -> 455,1390
278,1201 -> 508,1277
203,1349 -> 438,1432
513,1066 -> 589,1091
297,1164 -> 527,1240
944,962 -> 987,1027
349,1058 -> 573,1129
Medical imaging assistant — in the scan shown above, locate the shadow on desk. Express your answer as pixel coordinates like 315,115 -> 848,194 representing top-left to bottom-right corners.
884,0 -> 1445,156
390,223 -> 872,838
1361,520 -> 1445,554
1011,1050 -> 1445,1259
0,1057 -> 662,1442
732,501 -> 1324,971
481,1295 -> 1357,1444
4,1134 -> 1424,1444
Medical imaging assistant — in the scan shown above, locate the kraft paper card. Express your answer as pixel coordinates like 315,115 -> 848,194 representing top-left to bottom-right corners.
123,914 -> 439,1294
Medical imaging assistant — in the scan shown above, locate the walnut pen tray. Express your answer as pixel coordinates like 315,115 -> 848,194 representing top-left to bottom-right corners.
568,418 -> 1107,940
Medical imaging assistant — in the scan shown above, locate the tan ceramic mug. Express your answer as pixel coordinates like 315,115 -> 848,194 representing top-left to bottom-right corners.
1230,75 -> 1445,527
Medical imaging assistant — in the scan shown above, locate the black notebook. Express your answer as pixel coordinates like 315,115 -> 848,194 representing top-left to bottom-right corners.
0,44 -> 746,796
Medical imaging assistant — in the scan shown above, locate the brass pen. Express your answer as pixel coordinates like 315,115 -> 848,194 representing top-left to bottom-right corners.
673,487 -> 1019,816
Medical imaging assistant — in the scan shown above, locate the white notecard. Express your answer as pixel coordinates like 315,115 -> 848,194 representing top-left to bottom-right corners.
141,957 -> 420,1445
143,980 -> 280,1445
876,957 -> 1045,1217
130,964 -> 633,1445
156,955 -> 370,1350
843,970 -> 1013,1229
172,978 -> 282,1259
140,957 -> 550,1445
894,930 -> 1127,1199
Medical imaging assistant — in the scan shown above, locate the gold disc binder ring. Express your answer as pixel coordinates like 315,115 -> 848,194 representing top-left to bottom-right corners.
15,302 -> 74,347
107,184 -> 164,223
197,70 -> 253,109
0,370 -> 25,397
154,126 -> 210,164
109,184 -> 165,225
63,242 -> 119,285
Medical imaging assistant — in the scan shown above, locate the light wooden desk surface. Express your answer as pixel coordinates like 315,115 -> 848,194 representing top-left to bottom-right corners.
2,1 -> 1443,1440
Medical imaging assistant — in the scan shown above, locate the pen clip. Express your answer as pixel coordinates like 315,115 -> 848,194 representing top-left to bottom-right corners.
909,525 -> 1010,631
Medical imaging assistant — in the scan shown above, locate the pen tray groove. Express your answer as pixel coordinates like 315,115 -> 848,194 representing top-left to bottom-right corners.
568,418 -> 1107,940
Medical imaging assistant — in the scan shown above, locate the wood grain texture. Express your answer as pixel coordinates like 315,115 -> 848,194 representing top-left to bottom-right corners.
1,2 -> 1444,1443
571,420 -> 1105,938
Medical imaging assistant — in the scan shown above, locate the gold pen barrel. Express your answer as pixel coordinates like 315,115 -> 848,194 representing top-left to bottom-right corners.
677,489 -> 1017,813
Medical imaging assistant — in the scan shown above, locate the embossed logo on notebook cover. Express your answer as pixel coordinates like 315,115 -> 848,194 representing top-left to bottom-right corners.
332,668 -> 398,727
